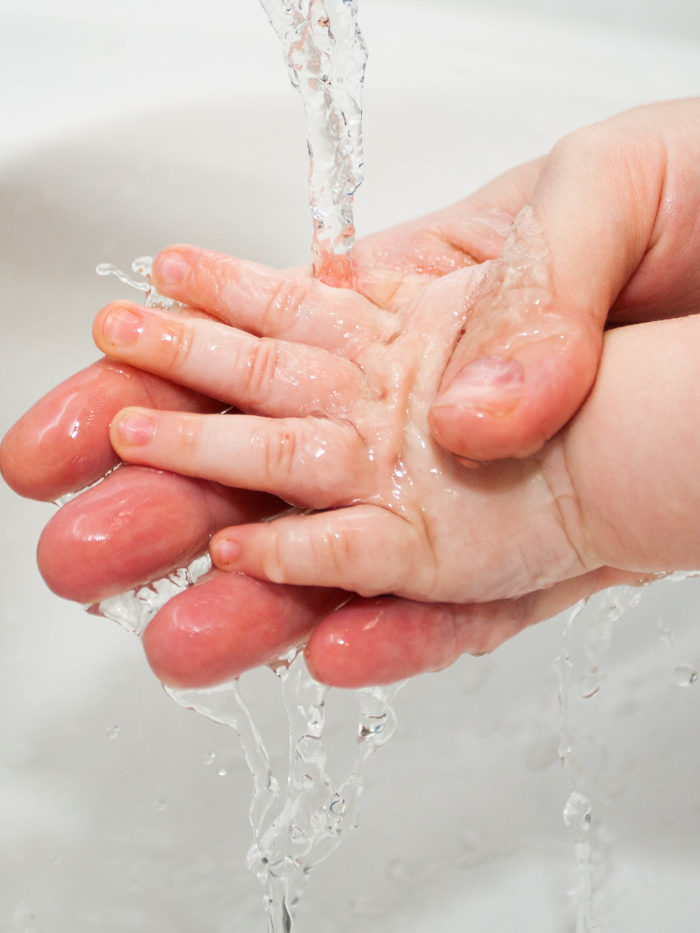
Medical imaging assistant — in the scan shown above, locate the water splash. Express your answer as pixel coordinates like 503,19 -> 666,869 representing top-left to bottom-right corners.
167,651 -> 403,932
258,0 -> 368,283
96,255 -> 185,310
95,553 -> 212,637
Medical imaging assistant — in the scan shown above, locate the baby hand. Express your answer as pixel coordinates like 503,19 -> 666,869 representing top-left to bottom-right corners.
93,253 -> 589,604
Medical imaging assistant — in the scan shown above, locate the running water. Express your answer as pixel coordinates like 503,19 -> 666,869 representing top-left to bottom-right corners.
167,657 -> 402,933
259,0 -> 368,284
554,587 -> 645,932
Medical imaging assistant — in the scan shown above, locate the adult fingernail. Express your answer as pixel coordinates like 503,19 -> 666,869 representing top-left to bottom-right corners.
211,536 -> 242,567
102,305 -> 143,346
155,251 -> 188,286
435,356 -> 524,417
113,411 -> 156,446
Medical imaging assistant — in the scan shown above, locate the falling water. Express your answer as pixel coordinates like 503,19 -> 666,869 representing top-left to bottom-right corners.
554,587 -> 646,932
258,0 -> 368,284
167,656 -> 402,933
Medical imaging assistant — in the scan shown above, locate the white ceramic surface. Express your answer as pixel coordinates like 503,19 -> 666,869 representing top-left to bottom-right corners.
1,3 -> 699,931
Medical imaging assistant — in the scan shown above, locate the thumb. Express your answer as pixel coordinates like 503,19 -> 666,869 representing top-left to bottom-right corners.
429,115 -> 664,462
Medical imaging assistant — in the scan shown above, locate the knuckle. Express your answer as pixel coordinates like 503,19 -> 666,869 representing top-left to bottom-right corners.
262,532 -> 291,585
242,338 -> 280,404
263,422 -> 300,483
547,122 -> 628,183
547,128 -> 584,167
547,124 -> 602,168
312,522 -> 357,578
191,248 -> 227,296
161,317 -> 195,374
174,414 -> 202,454
262,278 -> 309,337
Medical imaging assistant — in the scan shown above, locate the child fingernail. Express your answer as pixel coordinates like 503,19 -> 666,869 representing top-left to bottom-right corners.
114,411 -> 156,446
436,356 -> 524,417
212,537 -> 242,567
101,305 -> 143,346
155,251 -> 188,286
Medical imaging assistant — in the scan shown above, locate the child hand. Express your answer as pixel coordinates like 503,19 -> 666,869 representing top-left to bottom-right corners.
95,260 -> 590,605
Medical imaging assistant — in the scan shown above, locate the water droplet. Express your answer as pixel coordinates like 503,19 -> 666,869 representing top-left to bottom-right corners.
289,824 -> 307,845
358,714 -> 385,740
153,797 -> 166,812
203,751 -> 216,767
563,791 -> 592,833
217,767 -> 229,778
673,665 -> 698,687
329,794 -> 346,816
296,734 -> 323,760
107,725 -> 120,739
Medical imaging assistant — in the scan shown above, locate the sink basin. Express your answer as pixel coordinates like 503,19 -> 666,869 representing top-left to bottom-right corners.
1,2 -> 699,930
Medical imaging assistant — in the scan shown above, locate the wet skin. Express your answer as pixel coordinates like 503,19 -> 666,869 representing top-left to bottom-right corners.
0,227 -> 632,686
4,100 -> 700,686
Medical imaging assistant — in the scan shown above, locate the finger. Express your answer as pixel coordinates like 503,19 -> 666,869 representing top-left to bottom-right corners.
0,358 -> 220,502
211,505 -> 417,598
430,110 -> 666,462
351,159 -> 543,310
305,566 -> 647,687
151,245 -> 395,354
142,569 -> 345,688
93,301 -> 366,417
36,464 -> 279,604
110,409 -> 371,508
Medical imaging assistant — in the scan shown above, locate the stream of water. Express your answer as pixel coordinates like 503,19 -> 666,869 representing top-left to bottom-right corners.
258,0 -> 367,284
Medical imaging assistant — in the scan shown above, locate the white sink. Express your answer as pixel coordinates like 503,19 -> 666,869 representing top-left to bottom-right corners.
1,2 -> 699,930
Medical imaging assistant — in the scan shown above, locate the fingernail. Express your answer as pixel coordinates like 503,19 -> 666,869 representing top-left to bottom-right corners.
102,305 -> 143,346
155,251 -> 188,286
436,356 -> 524,417
114,411 -> 156,446
211,536 -> 242,567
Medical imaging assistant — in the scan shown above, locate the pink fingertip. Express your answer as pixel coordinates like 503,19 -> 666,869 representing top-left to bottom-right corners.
101,304 -> 144,346
113,411 -> 156,446
211,536 -> 243,568
154,251 -> 189,286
